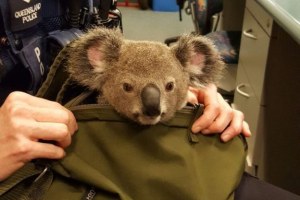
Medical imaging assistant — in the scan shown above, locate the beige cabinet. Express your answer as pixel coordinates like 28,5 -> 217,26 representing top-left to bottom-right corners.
233,0 -> 272,175
233,0 -> 300,194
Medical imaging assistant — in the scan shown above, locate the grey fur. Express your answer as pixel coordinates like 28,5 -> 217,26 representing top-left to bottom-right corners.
66,27 -> 224,125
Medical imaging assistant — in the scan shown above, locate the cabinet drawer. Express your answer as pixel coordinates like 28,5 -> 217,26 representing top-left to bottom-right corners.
238,9 -> 270,104
233,63 -> 260,168
246,0 -> 273,35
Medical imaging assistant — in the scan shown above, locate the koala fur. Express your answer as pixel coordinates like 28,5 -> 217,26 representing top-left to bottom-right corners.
66,27 -> 224,125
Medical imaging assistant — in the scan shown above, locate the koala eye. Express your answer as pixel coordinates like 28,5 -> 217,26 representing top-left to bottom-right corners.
123,83 -> 133,92
165,82 -> 174,92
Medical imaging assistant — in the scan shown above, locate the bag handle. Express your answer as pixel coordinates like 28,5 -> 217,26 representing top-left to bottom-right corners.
36,45 -> 70,100
63,90 -> 95,108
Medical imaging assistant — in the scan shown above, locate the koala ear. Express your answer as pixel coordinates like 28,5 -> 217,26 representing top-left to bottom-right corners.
171,34 -> 225,87
67,28 -> 123,90
86,28 -> 123,70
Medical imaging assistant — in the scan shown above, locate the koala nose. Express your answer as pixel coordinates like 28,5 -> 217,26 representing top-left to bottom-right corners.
141,84 -> 161,117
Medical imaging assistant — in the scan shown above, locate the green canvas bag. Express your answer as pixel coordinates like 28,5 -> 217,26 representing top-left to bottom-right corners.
0,45 -> 247,200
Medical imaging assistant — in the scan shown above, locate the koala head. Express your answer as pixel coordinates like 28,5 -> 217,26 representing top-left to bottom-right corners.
67,28 -> 224,125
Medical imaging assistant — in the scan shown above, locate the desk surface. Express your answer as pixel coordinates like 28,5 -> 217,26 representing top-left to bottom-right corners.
257,0 -> 300,44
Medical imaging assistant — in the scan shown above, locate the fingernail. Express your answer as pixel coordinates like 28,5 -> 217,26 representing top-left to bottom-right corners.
221,134 -> 231,142
192,126 -> 202,133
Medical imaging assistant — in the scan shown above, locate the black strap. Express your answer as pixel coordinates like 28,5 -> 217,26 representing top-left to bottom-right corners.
0,162 -> 53,200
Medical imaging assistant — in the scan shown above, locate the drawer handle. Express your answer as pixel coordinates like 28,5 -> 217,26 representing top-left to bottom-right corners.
243,29 -> 257,40
236,83 -> 250,98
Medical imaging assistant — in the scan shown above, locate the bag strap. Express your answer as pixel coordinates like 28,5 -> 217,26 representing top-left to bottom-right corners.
0,162 -> 53,200
36,44 -> 71,100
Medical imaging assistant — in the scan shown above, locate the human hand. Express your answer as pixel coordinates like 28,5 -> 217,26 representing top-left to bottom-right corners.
0,91 -> 78,181
187,85 -> 251,142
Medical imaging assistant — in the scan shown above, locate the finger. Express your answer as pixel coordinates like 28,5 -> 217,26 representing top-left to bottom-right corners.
6,91 -> 63,109
220,110 -> 244,142
29,122 -> 72,148
25,106 -> 78,136
242,121 -> 252,137
191,103 -> 220,133
201,94 -> 233,134
38,107 -> 77,135
27,142 -> 66,161
201,108 -> 233,134
68,110 -> 78,135
4,92 -> 77,134
27,106 -> 69,122
191,87 -> 220,133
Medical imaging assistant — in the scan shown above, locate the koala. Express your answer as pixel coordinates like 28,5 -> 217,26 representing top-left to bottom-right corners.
66,27 -> 224,125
